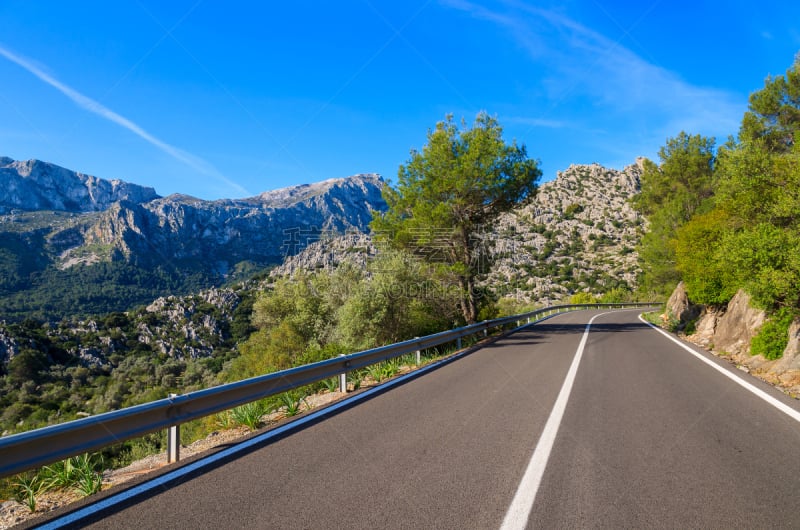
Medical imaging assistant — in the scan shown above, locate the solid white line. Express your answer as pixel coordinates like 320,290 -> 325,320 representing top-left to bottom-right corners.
500,312 -> 607,530
638,314 -> 800,424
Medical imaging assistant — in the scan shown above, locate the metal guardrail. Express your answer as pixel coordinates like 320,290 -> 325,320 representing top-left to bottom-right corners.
0,302 -> 656,478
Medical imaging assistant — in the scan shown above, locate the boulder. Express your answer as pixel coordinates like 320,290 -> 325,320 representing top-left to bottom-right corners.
665,281 -> 702,327
771,319 -> 800,389
714,290 -> 766,357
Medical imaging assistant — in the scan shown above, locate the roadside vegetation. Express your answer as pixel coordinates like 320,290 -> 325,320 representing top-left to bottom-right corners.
633,54 -> 800,356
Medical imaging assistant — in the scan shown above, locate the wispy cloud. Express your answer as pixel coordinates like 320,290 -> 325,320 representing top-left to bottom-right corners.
444,0 -> 744,143
0,43 -> 250,196
504,116 -> 568,129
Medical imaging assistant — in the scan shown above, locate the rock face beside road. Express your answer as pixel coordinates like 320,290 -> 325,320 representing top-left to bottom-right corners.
664,282 -> 800,396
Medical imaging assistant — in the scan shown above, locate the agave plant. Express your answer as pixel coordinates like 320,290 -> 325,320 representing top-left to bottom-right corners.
70,454 -> 104,497
230,400 -> 270,430
12,474 -> 46,512
280,391 -> 307,417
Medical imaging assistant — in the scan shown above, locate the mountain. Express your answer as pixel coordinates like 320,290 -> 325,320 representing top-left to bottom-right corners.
54,172 -> 385,270
0,157 -> 159,213
0,157 -> 386,320
487,160 -> 643,305
274,161 -> 644,305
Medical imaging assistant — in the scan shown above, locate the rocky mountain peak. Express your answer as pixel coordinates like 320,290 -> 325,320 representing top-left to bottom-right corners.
255,173 -> 385,208
0,157 -> 160,214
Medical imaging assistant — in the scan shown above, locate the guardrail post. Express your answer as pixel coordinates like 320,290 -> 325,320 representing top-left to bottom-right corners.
167,393 -> 180,464
457,337 -> 462,350
338,354 -> 347,393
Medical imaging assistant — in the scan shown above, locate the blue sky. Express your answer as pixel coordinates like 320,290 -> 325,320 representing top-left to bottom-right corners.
0,1 -> 798,200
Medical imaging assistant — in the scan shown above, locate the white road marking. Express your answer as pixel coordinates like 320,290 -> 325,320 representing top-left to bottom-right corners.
638,314 -> 800,424
500,312 -> 608,530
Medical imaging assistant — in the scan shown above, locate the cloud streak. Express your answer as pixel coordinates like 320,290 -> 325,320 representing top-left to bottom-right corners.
444,0 -> 744,146
0,44 -> 250,196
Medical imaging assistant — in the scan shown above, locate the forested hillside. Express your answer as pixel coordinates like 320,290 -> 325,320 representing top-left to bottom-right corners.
635,54 -> 800,359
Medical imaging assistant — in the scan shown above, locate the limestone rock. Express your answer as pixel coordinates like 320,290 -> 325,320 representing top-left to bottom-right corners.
714,290 -> 766,356
665,281 -> 702,326
688,308 -> 719,349
0,157 -> 158,213
770,319 -> 800,388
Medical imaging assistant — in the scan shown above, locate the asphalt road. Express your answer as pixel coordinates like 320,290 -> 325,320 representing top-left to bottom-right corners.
37,310 -> 800,529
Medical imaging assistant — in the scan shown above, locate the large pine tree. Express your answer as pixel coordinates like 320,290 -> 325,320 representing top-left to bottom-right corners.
371,112 -> 541,323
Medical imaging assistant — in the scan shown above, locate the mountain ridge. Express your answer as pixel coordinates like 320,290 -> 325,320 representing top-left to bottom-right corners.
0,157 -> 387,320
0,157 -> 160,213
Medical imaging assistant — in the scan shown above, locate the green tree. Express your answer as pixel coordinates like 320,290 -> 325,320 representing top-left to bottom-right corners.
673,209 -> 736,305
703,139 -> 800,309
371,112 -> 541,323
632,132 -> 716,298
667,55 -> 800,312
7,348 -> 50,386
740,54 -> 800,152
228,321 -> 307,380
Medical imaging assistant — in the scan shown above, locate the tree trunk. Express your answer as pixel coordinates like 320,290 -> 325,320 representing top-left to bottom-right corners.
459,275 -> 478,324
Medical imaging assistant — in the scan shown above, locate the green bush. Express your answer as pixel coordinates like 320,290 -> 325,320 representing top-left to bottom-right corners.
568,292 -> 597,304
751,309 -> 795,360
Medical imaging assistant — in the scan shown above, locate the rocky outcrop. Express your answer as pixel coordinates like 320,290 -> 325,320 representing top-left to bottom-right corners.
0,157 -> 159,213
685,290 -> 766,357
666,284 -> 800,396
484,161 -> 644,305
770,321 -> 800,389
271,232 -> 377,277
664,281 -> 701,327
0,285 -> 246,367
712,291 -> 766,356
0,326 -> 19,365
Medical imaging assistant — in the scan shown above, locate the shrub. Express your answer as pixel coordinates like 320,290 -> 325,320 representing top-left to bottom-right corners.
41,453 -> 104,497
568,292 -> 597,304
751,309 -> 795,360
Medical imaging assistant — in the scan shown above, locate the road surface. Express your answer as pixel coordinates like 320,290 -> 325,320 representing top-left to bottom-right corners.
36,310 -> 800,529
